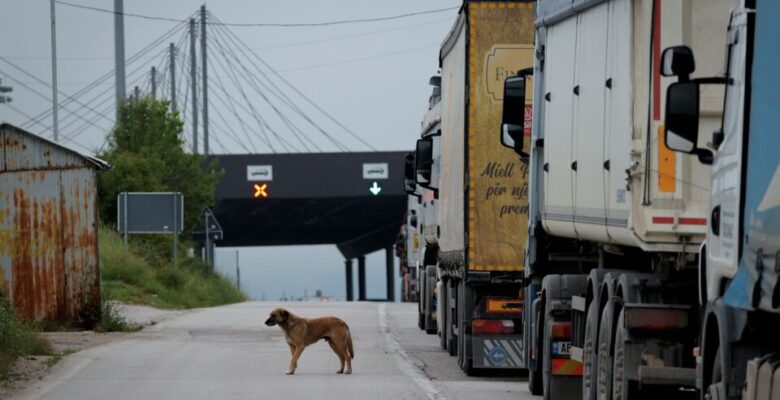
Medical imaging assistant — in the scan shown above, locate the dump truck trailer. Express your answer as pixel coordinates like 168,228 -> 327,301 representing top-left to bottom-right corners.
499,0 -> 739,398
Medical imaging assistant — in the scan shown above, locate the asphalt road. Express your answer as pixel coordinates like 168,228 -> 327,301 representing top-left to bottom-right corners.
15,302 -> 533,400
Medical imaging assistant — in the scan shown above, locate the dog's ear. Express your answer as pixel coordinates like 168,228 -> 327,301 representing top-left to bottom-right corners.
280,310 -> 289,321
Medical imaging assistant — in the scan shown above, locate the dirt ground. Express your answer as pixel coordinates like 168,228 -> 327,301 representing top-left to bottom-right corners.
0,304 -> 187,398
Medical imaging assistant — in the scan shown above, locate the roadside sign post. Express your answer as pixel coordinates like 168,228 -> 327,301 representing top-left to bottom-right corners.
193,208 -> 223,270
117,192 -> 184,267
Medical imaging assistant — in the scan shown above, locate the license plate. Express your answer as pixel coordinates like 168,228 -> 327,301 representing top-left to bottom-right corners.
552,341 -> 571,357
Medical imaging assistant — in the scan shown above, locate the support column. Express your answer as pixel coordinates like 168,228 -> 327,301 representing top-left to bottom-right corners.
386,246 -> 395,302
358,255 -> 366,301
189,18 -> 198,154
169,43 -> 176,112
200,5 -> 209,156
113,0 -> 125,117
150,67 -> 157,99
345,259 -> 354,301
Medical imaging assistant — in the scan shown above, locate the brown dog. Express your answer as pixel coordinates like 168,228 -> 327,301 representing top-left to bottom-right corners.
265,308 -> 354,375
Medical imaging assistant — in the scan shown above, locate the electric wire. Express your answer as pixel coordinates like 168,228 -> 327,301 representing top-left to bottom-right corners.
211,15 -> 377,150
53,1 -> 459,28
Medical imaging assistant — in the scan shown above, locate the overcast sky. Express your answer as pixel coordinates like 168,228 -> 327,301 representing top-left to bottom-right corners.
0,0 -> 459,301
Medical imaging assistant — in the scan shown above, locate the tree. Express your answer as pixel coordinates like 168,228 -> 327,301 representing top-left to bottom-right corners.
97,96 -> 222,233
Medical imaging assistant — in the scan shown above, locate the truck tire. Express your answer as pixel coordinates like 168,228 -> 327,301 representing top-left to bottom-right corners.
583,298 -> 600,400
447,279 -> 458,356
542,309 -> 580,400
597,305 -> 615,400
439,279 -> 448,350
528,302 -> 543,395
611,310 -> 631,400
417,268 -> 425,330
457,281 -> 474,375
424,265 -> 437,334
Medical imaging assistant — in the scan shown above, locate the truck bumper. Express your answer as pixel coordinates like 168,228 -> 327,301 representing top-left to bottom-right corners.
472,335 -> 525,368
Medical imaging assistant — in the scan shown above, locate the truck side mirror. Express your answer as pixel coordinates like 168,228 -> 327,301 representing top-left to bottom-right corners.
664,81 -> 700,153
501,68 -> 532,159
662,46 -> 714,165
661,46 -> 695,80
415,138 -> 433,186
404,152 -> 417,194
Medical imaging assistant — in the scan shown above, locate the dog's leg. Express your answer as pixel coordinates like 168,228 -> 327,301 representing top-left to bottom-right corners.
340,337 -> 352,374
286,345 -> 305,375
327,340 -> 345,374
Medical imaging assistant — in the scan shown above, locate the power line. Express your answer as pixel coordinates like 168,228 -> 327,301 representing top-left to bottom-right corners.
277,43 -> 438,73
53,0 -> 459,27
210,18 -> 371,151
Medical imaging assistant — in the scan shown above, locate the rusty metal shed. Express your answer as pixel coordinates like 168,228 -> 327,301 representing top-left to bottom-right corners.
0,123 -> 109,325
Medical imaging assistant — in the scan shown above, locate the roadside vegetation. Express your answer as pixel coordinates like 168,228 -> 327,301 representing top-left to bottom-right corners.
96,96 -> 243,309
0,301 -> 51,380
100,226 -> 245,309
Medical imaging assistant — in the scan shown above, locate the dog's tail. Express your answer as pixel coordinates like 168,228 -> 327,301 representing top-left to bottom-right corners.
347,327 -> 355,359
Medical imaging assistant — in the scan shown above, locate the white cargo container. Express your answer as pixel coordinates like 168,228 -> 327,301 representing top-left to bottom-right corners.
500,0 -> 736,398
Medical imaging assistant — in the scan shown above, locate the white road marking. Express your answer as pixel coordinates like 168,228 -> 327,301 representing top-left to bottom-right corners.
378,303 -> 446,400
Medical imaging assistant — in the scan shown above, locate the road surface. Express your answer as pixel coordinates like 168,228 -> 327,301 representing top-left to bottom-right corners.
15,302 -> 532,400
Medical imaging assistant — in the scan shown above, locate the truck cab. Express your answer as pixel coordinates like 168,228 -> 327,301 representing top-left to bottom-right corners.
662,0 -> 780,398
407,76 -> 442,335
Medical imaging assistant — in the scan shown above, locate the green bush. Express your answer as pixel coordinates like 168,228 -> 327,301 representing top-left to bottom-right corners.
99,227 -> 245,309
0,300 -> 51,377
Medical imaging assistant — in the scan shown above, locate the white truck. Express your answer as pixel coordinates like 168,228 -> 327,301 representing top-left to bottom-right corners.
407,75 -> 442,335
499,0 -> 739,398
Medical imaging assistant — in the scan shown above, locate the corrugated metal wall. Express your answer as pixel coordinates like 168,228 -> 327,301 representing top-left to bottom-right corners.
0,124 -> 102,325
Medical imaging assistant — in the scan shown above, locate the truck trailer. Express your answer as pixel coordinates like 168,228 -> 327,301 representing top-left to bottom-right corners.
412,0 -> 537,374
500,0 -> 780,399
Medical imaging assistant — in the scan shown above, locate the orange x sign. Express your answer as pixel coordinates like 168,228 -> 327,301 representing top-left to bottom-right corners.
253,183 -> 268,198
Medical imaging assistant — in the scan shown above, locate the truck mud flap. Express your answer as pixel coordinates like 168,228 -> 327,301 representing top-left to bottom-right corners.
472,335 -> 525,368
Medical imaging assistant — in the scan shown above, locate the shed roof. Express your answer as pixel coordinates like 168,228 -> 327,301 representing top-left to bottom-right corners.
0,123 -> 111,172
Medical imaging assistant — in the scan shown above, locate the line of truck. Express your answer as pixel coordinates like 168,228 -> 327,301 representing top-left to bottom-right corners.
400,0 -> 780,399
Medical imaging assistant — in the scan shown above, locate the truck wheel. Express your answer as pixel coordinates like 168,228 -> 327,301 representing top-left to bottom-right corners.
612,310 -> 633,400
417,268 -> 425,330
528,304 -> 543,395
439,279 -> 448,350
447,279 -> 458,356
597,305 -> 614,400
582,298 -> 600,400
424,265 -> 437,334
457,281 -> 474,375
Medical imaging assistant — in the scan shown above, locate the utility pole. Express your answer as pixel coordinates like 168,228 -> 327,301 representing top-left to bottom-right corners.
114,0 -> 126,117
0,79 -> 12,104
189,18 -> 198,154
133,86 -> 140,102
151,67 -> 157,99
169,43 -> 177,112
200,5 -> 209,156
49,0 -> 59,141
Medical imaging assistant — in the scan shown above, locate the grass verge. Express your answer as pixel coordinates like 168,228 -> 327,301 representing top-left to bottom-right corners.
100,226 -> 246,309
0,301 -> 51,380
